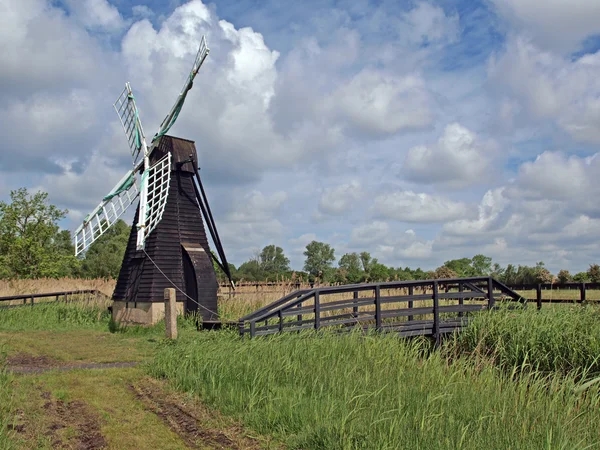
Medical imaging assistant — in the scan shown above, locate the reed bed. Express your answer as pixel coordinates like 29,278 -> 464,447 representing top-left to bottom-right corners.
149,330 -> 600,449
0,278 -> 116,297
450,304 -> 600,375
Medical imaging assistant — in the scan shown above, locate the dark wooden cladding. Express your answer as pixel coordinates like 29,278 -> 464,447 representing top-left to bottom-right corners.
113,135 -> 218,321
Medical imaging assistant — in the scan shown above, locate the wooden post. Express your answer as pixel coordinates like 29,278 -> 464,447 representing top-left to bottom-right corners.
314,292 -> 320,330
164,288 -> 178,339
375,286 -> 382,331
408,285 -> 414,321
432,281 -> 440,347
580,282 -> 586,303
353,291 -> 359,318
30,296 -> 34,307
297,302 -> 303,323
487,277 -> 495,310
278,310 -> 283,332
458,283 -> 464,318
536,284 -> 542,310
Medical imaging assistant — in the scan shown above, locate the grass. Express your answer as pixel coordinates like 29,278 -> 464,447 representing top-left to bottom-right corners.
449,304 -> 600,375
0,349 -> 14,450
149,330 -> 600,449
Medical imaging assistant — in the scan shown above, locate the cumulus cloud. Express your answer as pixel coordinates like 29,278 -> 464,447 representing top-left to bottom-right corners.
403,123 -> 496,188
64,0 -> 126,32
373,190 -> 471,223
491,0 -> 600,52
402,2 -> 460,45
318,181 -> 362,215
490,38 -> 600,144
350,221 -> 390,246
327,69 -> 435,137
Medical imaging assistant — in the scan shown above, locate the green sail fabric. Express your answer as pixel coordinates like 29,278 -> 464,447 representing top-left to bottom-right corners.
103,172 -> 136,201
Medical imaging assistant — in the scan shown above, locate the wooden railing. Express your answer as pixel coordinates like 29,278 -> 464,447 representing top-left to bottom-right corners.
506,282 -> 600,309
238,277 -> 524,343
0,290 -> 109,309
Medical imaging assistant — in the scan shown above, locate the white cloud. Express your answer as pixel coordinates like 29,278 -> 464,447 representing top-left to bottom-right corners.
491,0 -> 600,52
350,221 -> 390,246
318,180 -> 362,215
65,0 -> 126,32
490,38 -> 600,144
226,190 -> 287,223
373,190 -> 471,223
328,69 -> 434,136
402,2 -> 460,45
403,123 -> 495,188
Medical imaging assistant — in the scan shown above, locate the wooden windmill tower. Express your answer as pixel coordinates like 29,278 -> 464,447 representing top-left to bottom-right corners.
73,36 -> 233,325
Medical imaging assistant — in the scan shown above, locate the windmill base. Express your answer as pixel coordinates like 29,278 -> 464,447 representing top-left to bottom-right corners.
111,300 -> 184,325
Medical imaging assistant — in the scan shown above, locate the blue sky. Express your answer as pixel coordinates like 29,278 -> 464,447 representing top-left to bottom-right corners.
1,0 -> 600,273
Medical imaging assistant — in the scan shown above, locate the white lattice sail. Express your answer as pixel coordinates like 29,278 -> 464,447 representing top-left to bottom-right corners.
114,83 -> 148,165
73,171 -> 140,256
136,152 -> 171,249
152,36 -> 210,143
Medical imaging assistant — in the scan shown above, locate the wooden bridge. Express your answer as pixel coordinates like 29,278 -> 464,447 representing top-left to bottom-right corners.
238,277 -> 525,343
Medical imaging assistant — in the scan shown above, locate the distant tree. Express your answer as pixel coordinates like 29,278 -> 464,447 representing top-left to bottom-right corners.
359,251 -> 372,272
471,254 -> 492,276
587,264 -> 600,283
237,257 -> 263,281
303,241 -> 335,280
0,188 -> 77,278
259,245 -> 290,275
81,219 -> 129,279
338,253 -> 364,283
534,262 -> 553,284
443,258 -> 474,278
557,269 -> 572,284
368,262 -> 390,282
435,266 -> 457,279
573,272 -> 590,282
503,264 -> 517,284
490,263 -> 505,280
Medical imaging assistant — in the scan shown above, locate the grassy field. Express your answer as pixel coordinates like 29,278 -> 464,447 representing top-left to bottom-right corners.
1,291 -> 600,448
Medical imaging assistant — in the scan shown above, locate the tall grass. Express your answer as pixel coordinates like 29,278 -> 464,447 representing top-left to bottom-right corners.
0,302 -> 111,331
451,304 -> 600,375
0,350 -> 14,450
149,330 -> 600,449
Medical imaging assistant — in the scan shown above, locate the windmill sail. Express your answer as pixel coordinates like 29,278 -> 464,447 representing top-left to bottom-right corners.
73,170 -> 140,256
114,83 -> 149,165
136,152 -> 171,249
152,36 -> 210,143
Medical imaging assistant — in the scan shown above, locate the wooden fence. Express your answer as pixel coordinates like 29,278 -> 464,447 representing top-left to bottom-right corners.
238,276 -> 524,344
0,290 -> 109,309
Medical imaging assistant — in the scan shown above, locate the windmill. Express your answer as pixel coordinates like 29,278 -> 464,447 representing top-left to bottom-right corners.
73,36 -> 233,324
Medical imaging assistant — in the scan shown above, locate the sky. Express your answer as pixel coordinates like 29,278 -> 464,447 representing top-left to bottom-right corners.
1,0 -> 600,273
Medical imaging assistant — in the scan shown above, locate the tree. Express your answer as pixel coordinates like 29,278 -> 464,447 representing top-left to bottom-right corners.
81,219 -> 129,278
490,263 -> 505,280
443,258 -> 474,277
259,245 -> 290,275
237,258 -> 263,281
573,272 -> 590,282
368,262 -> 390,281
0,188 -> 77,278
557,269 -> 572,284
435,266 -> 457,279
471,254 -> 492,276
359,251 -> 371,272
303,241 -> 335,280
587,264 -> 600,283
338,253 -> 363,283
534,261 -> 553,284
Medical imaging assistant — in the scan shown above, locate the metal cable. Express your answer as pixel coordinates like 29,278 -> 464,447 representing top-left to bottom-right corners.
142,248 -> 218,316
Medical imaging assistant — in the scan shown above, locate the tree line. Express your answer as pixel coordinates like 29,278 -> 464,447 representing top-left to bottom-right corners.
1,188 -> 599,285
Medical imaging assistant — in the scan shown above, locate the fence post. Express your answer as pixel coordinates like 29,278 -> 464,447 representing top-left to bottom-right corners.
297,302 -> 303,323
250,320 -> 256,337
278,310 -> 283,332
30,296 -> 34,307
458,283 -> 464,318
314,291 -> 320,330
375,286 -> 381,331
433,281 -> 440,347
163,288 -> 178,339
536,284 -> 542,310
487,277 -> 495,310
408,285 -> 414,321
353,291 -> 359,318
580,282 -> 586,303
